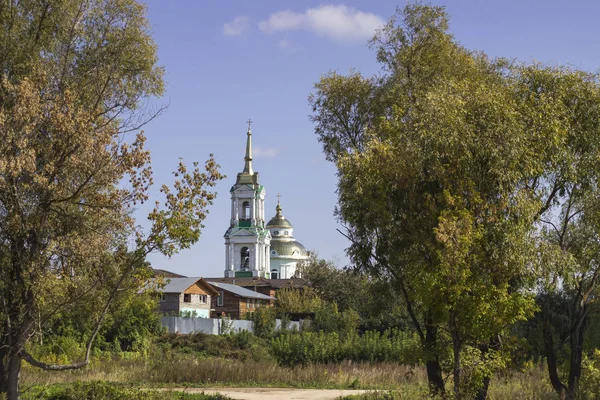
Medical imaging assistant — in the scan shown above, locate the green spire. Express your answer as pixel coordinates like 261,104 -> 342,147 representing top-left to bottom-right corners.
243,123 -> 253,175
236,120 -> 259,185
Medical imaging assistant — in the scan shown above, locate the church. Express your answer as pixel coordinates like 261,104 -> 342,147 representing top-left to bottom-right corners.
223,123 -> 309,280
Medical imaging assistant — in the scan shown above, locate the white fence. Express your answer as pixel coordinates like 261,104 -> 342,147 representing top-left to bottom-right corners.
160,316 -> 300,335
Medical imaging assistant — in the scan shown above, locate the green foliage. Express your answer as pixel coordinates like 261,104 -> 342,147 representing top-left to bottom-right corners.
39,269 -> 163,356
309,3 -> 600,396
155,332 -> 272,362
21,381 -> 225,400
270,329 -> 420,367
249,307 -> 277,338
302,257 -> 410,332
275,286 -> 323,314
579,350 -> 600,400
310,302 -> 360,339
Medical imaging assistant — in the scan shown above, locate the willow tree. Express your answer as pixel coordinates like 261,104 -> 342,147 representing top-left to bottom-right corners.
522,66 -> 600,400
309,5 -> 582,398
0,1 -> 222,398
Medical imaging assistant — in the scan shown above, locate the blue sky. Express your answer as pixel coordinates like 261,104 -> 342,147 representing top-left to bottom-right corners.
140,1 -> 600,277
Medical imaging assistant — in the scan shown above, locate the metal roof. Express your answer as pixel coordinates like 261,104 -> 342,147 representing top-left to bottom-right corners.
270,240 -> 308,257
266,201 -> 294,229
162,277 -> 205,293
203,277 -> 309,289
207,281 -> 276,300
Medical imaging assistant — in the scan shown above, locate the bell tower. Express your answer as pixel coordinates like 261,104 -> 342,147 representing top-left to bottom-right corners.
224,121 -> 271,278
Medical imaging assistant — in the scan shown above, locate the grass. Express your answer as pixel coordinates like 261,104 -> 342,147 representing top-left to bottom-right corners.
21,354 -> 560,399
20,333 -> 561,399
20,381 -> 229,400
22,356 -> 425,390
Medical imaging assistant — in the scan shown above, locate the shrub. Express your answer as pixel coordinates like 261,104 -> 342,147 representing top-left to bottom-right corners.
249,307 -> 276,338
21,381 -> 224,400
270,329 -> 421,367
580,349 -> 600,400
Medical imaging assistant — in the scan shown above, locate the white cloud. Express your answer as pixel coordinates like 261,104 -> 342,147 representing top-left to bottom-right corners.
258,5 -> 384,43
223,16 -> 251,37
253,146 -> 281,158
278,38 -> 293,49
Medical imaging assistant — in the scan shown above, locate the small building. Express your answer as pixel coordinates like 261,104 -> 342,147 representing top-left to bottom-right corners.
208,281 -> 276,319
204,276 -> 308,298
159,277 -> 218,318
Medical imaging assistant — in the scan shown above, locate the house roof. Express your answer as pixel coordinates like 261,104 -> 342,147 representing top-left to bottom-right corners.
204,277 -> 309,290
207,281 -> 276,300
162,277 -> 218,296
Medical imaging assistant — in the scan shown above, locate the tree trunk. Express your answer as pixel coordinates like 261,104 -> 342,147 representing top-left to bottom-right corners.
474,375 -> 491,400
425,323 -> 445,395
566,305 -> 588,400
6,354 -> 21,400
0,345 -> 9,394
452,331 -> 461,398
542,305 -> 567,397
474,341 -> 494,400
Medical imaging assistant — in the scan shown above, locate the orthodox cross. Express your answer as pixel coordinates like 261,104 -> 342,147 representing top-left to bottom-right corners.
246,119 -> 253,130
276,193 -> 282,203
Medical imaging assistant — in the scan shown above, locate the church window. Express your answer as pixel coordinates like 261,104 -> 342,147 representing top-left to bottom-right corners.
284,231 -> 289,235
241,247 -> 250,269
242,201 -> 251,220
271,269 -> 278,279
273,231 -> 279,236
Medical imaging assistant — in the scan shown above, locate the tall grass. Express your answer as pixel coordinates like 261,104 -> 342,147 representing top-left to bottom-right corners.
22,351 -> 559,399
22,354 -> 425,390
271,330 -> 420,367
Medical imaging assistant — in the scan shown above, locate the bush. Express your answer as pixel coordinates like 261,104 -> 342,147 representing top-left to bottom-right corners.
155,332 -> 272,362
270,329 -> 421,367
580,349 -> 600,400
21,381 -> 225,400
248,307 -> 276,338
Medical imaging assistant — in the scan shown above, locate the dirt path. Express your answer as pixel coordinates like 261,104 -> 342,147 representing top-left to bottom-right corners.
163,387 -> 375,399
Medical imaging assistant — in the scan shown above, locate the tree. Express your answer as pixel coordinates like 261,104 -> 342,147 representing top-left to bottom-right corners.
309,4 -> 593,398
526,66 -> 600,398
302,256 -> 409,332
0,1 -> 223,398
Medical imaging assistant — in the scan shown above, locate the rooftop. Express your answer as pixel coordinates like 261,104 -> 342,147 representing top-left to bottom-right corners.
207,281 -> 276,300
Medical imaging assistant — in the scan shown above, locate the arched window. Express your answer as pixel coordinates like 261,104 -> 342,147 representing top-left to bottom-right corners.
271,269 -> 278,279
242,201 -> 251,220
241,247 -> 250,270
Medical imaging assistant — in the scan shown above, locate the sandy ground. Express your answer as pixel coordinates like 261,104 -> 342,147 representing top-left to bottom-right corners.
162,387 -> 375,399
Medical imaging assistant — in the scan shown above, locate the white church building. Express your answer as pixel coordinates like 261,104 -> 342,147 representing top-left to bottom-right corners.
223,124 -> 308,280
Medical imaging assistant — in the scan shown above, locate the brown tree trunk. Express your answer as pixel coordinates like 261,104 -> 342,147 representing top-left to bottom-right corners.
425,323 -> 445,395
542,305 -> 567,397
0,342 -> 8,394
6,353 -> 21,400
452,331 -> 461,398
474,341 -> 494,400
475,376 -> 491,400
566,305 -> 588,400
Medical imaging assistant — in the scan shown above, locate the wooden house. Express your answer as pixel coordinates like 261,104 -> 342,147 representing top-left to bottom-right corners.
207,281 -> 276,319
159,277 -> 218,318
204,277 -> 308,298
